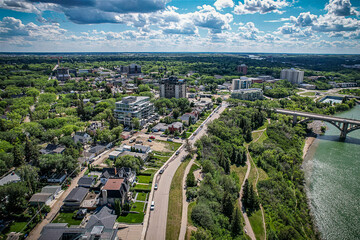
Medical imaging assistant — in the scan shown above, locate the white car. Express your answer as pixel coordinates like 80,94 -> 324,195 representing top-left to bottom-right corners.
154,183 -> 158,190
150,201 -> 155,210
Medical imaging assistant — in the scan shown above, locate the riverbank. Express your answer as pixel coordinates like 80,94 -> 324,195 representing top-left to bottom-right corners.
303,136 -> 316,159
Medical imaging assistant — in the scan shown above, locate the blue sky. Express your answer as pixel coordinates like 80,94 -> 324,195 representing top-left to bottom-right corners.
0,0 -> 359,53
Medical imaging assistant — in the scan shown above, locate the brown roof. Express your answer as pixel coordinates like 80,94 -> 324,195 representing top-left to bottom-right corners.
103,179 -> 124,190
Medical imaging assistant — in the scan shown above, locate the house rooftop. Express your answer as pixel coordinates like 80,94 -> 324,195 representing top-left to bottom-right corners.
0,172 -> 20,186
29,193 -> 52,203
64,187 -> 89,202
77,176 -> 95,186
103,179 -> 124,190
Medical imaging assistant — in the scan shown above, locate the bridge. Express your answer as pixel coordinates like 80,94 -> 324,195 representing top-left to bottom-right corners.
274,109 -> 360,139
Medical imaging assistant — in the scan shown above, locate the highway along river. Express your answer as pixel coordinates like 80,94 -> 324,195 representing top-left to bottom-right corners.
303,104 -> 360,240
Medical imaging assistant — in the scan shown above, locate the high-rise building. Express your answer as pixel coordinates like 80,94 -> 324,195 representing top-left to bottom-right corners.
232,77 -> 252,90
280,68 -> 304,84
237,64 -> 248,75
56,68 -> 70,81
114,96 -> 154,127
160,77 -> 186,99
117,64 -> 141,75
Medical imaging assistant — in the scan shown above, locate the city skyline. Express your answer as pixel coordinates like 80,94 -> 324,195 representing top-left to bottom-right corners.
0,0 -> 360,53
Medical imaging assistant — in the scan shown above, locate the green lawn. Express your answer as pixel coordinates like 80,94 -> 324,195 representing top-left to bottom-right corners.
138,175 -> 151,184
133,183 -> 151,191
117,212 -> 144,224
187,201 -> 196,226
300,91 -> 316,96
249,209 -> 266,240
136,192 -> 148,201
132,201 -> 146,212
5,221 -> 27,234
52,212 -> 82,226
141,169 -> 156,174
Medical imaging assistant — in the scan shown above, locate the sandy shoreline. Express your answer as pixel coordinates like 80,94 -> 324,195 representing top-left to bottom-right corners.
303,136 -> 316,159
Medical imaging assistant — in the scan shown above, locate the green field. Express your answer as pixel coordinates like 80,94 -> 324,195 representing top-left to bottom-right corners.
132,201 -> 146,212
52,212 -> 82,226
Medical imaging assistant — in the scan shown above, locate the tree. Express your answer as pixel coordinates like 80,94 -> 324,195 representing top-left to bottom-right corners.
131,117 -> 140,129
24,138 -> 39,164
164,129 -> 170,135
114,199 -> 122,216
16,165 -> 39,195
12,144 -> 24,166
186,172 -> 196,187
231,206 -> 242,236
222,191 -> 234,218
181,131 -> 187,139
185,138 -> 193,154
216,97 -> 222,104
173,109 -> 180,119
188,116 -> 192,126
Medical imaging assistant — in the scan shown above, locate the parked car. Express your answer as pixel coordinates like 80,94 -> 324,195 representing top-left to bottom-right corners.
129,139 -> 135,143
160,134 -> 166,137
159,169 -> 164,174
148,139 -> 152,142
167,138 -> 173,142
136,140 -> 143,144
150,201 -> 155,210
149,136 -> 155,139
174,136 -> 180,139
154,183 -> 158,190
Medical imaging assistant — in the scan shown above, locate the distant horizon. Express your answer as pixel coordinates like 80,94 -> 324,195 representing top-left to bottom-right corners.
1,51 -> 360,56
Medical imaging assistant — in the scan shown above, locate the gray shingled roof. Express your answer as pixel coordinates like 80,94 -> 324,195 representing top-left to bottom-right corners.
77,176 -> 95,187
64,187 -> 89,202
86,206 -> 116,229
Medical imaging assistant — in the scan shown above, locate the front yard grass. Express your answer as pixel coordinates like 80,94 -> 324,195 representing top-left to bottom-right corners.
132,201 -> 146,212
52,212 -> 82,226
116,212 -> 144,224
137,175 -> 151,184
135,192 -> 148,201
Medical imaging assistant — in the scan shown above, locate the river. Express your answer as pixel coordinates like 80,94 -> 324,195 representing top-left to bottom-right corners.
303,105 -> 360,240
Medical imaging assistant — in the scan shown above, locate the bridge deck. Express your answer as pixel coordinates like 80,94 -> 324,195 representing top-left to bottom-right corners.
275,109 -> 360,125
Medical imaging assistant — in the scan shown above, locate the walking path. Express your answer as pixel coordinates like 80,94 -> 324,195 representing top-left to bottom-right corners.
178,155 -> 196,240
240,122 -> 269,240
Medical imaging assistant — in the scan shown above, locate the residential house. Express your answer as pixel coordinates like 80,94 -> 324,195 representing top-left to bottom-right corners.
100,178 -> 129,205
46,172 -> 67,184
73,132 -> 92,144
100,167 -> 136,185
152,123 -> 167,132
40,144 -> 65,155
41,185 -> 61,198
77,176 -> 96,188
29,193 -> 53,206
120,151 -> 148,163
88,144 -> 106,157
0,172 -> 20,186
39,206 -> 118,240
168,122 -> 183,133
133,144 -> 151,154
108,151 -> 121,160
87,121 -> 104,134
63,187 -> 89,210
180,111 -> 199,125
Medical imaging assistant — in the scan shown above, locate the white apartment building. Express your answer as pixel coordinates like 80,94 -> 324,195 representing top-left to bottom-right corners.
280,68 -> 304,84
114,96 -> 154,127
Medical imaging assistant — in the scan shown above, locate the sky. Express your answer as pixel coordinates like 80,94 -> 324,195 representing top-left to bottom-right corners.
0,0 -> 359,53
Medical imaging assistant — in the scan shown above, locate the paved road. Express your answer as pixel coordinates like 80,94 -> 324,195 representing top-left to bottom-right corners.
26,167 -> 88,240
145,103 -> 228,240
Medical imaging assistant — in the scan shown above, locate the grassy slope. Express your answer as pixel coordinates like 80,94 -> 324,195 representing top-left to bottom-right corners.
165,159 -> 190,240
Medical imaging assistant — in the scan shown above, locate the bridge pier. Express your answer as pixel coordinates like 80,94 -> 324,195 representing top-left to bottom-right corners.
293,115 -> 298,125
340,123 -> 348,140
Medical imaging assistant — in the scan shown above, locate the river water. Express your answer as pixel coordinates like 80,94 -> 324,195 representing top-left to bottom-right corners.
303,105 -> 360,240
